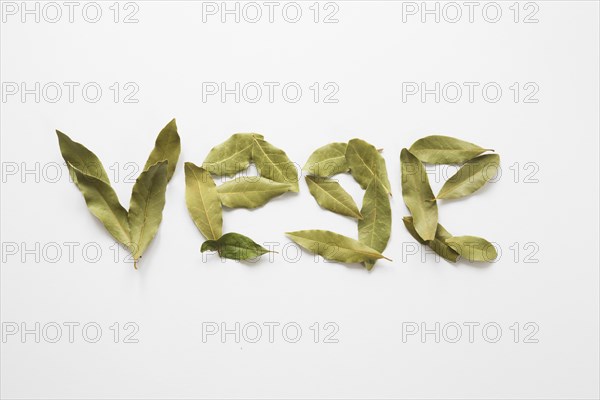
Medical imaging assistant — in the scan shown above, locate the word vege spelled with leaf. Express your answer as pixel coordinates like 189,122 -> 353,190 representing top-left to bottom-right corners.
56,119 -> 181,268
56,124 -> 502,270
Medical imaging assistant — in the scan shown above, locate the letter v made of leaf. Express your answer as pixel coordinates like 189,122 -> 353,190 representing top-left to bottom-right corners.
56,119 -> 181,269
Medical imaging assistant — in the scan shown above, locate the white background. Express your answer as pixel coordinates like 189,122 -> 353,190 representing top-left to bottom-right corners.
1,1 -> 599,398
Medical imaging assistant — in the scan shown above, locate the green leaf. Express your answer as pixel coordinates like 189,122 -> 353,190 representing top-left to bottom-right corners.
402,216 -> 426,244
303,142 -> 349,177
358,181 -> 392,270
345,139 -> 392,194
402,216 -> 459,263
251,135 -> 299,192
69,164 -> 130,245
437,154 -> 500,199
184,162 -> 223,240
56,130 -> 110,184
143,118 -> 181,182
409,135 -> 491,164
201,232 -> 270,260
445,236 -> 498,262
305,176 -> 362,219
286,230 -> 391,265
429,224 -> 460,263
400,149 -> 438,241
202,133 -> 262,177
217,176 -> 291,209
127,161 -> 168,267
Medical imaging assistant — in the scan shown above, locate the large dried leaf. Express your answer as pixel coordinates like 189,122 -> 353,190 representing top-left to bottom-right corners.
345,138 -> 391,194
184,162 -> 222,240
217,177 -> 291,209
445,236 -> 498,262
286,230 -> 391,265
251,135 -> 299,192
202,133 -> 262,177
359,181 -> 391,270
143,118 -> 181,181
409,135 -> 490,164
437,154 -> 500,199
128,161 -> 168,266
69,164 -> 130,245
303,142 -> 349,177
56,130 -> 110,184
400,149 -> 438,241
306,176 -> 362,219
201,232 -> 270,260
402,216 -> 459,263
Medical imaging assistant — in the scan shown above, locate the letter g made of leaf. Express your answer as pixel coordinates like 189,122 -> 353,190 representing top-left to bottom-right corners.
56,119 -> 181,269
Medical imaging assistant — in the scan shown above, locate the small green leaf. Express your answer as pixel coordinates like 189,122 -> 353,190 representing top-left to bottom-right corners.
128,161 -> 168,267
286,230 -> 391,265
445,236 -> 498,262
437,154 -> 500,199
400,148 -> 438,241
217,176 -> 291,209
359,181 -> 391,270
251,135 -> 299,192
202,133 -> 262,177
306,176 -> 362,219
402,216 -> 459,263
69,164 -> 130,245
303,142 -> 349,177
184,162 -> 223,240
409,135 -> 491,164
200,240 -> 219,252
201,232 -> 270,260
56,130 -> 110,184
143,118 -> 181,182
345,138 -> 392,194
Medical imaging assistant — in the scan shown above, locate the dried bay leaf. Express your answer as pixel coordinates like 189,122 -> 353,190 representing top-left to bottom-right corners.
445,236 -> 497,262
303,142 -> 349,177
402,216 -> 459,263
286,230 -> 391,264
409,135 -> 491,164
437,154 -> 500,199
143,118 -> 181,181
56,130 -> 110,184
128,161 -> 168,267
345,138 -> 392,194
359,181 -> 391,270
400,149 -> 438,241
202,133 -> 262,177
69,164 -> 130,245
429,224 -> 460,263
184,162 -> 223,240
306,176 -> 362,219
217,177 -> 291,209
251,135 -> 299,192
402,216 -> 426,244
201,232 -> 270,260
